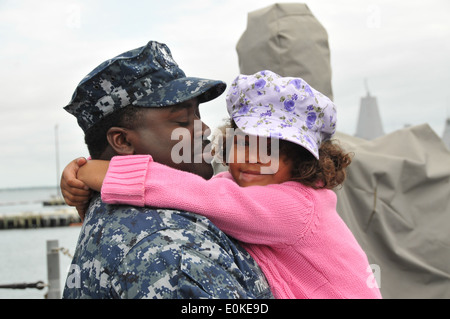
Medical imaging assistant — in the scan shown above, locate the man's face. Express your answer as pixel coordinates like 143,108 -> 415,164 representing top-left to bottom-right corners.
125,98 -> 214,179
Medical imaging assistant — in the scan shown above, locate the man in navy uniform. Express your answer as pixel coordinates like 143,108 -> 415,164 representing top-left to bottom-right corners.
61,41 -> 272,299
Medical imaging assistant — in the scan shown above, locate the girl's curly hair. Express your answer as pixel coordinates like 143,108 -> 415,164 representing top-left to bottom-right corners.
212,119 -> 352,190
281,138 -> 352,189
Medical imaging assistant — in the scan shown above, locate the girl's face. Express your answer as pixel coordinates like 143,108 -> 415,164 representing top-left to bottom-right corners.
228,135 -> 294,187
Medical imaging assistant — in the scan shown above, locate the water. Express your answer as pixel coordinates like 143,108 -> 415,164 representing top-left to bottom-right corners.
0,186 -> 63,215
0,187 -> 81,299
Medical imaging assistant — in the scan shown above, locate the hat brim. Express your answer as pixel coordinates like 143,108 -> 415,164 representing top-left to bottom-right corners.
233,116 -> 321,159
132,77 -> 226,107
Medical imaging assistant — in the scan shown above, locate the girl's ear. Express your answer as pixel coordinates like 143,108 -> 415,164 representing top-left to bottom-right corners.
106,127 -> 135,155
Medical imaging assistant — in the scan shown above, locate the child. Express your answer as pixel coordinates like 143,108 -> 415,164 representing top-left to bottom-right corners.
72,70 -> 382,299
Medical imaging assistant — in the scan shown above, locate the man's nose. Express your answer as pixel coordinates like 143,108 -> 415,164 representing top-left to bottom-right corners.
201,120 -> 211,138
193,119 -> 211,150
194,119 -> 211,138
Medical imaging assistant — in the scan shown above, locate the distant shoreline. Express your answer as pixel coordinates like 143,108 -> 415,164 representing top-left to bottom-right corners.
0,185 -> 57,192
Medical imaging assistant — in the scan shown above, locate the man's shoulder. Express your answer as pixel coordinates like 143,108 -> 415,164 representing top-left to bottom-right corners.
85,196 -> 252,265
68,195 -> 272,299
78,196 -> 206,249
85,194 -> 228,243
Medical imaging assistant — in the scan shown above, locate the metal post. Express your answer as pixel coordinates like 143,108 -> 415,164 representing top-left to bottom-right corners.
46,240 -> 61,299
54,124 -> 61,198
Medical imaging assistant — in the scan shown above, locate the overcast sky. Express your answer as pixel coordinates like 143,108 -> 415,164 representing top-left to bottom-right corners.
1,0 -> 449,189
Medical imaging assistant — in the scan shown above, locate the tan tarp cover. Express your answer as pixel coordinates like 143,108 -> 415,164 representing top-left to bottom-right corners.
236,3 -> 450,298
335,126 -> 450,298
236,3 -> 333,100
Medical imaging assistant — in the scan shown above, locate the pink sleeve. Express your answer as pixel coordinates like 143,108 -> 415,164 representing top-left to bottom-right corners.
101,155 -> 314,246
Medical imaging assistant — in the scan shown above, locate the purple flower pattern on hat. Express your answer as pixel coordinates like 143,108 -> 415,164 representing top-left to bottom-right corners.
284,99 -> 295,112
226,70 -> 337,159
290,79 -> 302,89
255,78 -> 266,89
306,112 -> 317,129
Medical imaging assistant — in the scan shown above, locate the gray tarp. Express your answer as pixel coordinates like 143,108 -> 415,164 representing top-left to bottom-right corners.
335,125 -> 450,298
236,3 -> 333,100
236,3 -> 450,298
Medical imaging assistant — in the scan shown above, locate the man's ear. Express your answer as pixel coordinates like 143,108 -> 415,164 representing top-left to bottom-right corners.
106,127 -> 135,155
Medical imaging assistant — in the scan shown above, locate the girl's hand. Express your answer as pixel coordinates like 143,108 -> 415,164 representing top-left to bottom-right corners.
77,160 -> 110,192
60,157 -> 91,220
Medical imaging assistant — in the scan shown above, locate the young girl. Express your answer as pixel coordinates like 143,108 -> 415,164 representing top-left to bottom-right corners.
71,71 -> 382,299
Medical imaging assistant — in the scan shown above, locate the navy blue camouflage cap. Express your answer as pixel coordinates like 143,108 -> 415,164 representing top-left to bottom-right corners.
64,41 -> 226,132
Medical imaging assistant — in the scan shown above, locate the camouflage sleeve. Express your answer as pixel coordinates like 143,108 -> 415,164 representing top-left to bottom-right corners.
111,227 -> 264,299
62,196 -> 272,299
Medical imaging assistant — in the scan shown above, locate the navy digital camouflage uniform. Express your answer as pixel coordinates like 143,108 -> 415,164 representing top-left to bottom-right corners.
63,194 -> 272,298
62,41 -> 273,299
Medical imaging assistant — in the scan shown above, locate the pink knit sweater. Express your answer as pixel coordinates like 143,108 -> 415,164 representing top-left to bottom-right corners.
101,155 -> 382,299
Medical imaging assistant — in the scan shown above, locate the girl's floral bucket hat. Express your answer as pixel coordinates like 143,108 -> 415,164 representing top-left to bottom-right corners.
226,70 -> 337,159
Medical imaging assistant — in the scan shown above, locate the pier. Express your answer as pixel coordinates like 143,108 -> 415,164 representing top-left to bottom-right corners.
0,208 -> 81,229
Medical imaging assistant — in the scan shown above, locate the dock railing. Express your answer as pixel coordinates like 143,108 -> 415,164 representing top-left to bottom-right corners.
0,209 -> 81,229
0,239 -> 72,299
